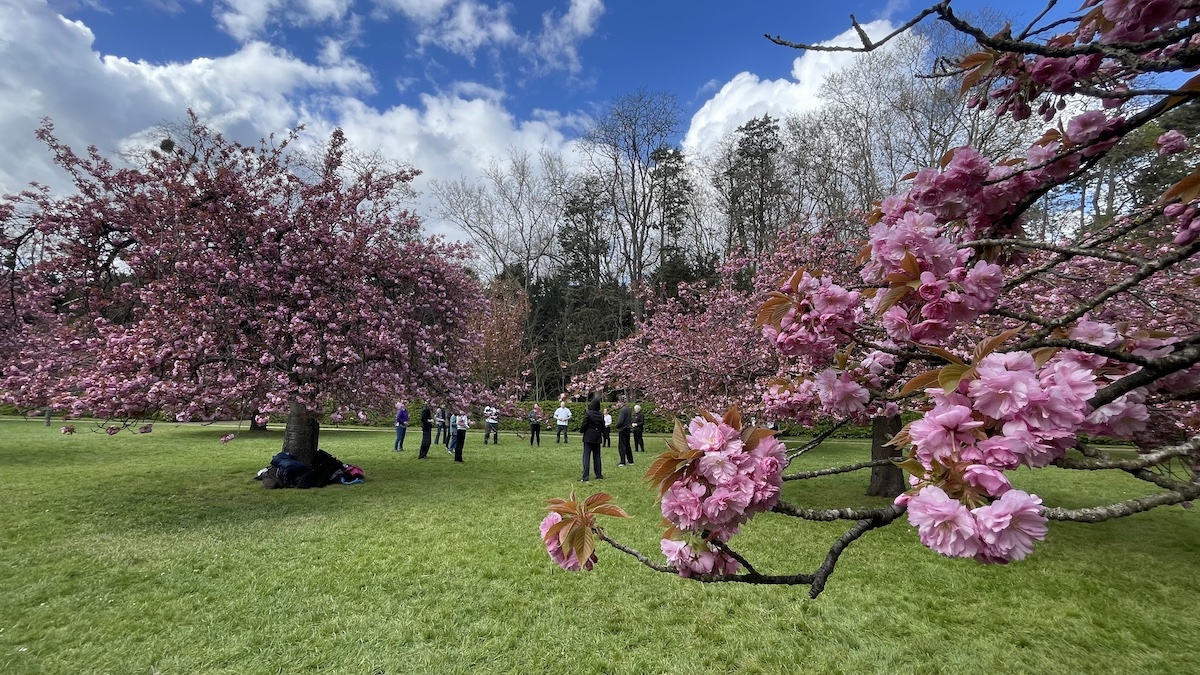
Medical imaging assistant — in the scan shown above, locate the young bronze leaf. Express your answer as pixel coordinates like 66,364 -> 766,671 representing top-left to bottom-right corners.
900,252 -> 922,279
542,519 -> 570,543
973,325 -> 1025,361
741,426 -> 776,452
917,343 -> 966,365
1164,73 -> 1200,112
1031,347 -> 1060,367
885,425 -> 912,447
672,418 -> 688,451
548,503 -> 579,516
1159,165 -> 1200,205
721,405 -> 742,430
699,409 -> 718,424
877,286 -> 910,312
899,369 -> 942,396
591,504 -> 631,519
583,492 -> 612,510
561,521 -> 585,552
893,456 -> 927,478
577,528 -> 596,565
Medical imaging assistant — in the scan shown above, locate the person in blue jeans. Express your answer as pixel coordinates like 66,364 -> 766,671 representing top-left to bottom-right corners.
394,400 -> 409,452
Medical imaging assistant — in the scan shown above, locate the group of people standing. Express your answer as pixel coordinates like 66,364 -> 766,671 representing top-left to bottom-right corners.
395,401 -> 472,463
575,396 -> 645,482
393,396 -> 646,479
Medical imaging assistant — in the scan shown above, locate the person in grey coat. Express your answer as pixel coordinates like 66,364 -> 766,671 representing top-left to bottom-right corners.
615,400 -> 633,466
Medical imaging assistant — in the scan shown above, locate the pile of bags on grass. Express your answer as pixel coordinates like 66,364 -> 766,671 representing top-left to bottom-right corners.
255,449 -> 364,489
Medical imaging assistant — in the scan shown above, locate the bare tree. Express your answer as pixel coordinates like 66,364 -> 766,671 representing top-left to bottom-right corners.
582,90 -> 682,315
431,148 -> 568,290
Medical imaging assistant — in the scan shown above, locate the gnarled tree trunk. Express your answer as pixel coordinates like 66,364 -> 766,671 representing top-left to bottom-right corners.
866,414 -> 904,498
283,401 -> 320,466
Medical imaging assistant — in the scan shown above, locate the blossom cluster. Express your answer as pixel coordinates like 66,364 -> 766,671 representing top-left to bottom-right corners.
661,417 -> 786,547
660,538 -> 740,578
892,312 -> 1189,561
762,351 -> 900,423
761,271 -> 861,363
905,485 -> 1047,563
538,512 -> 596,572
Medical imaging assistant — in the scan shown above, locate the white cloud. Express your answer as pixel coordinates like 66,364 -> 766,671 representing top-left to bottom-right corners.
0,1 -> 579,243
682,19 -> 895,158
214,0 -> 354,41
372,0 -> 454,23
417,1 -> 517,60
529,0 -> 603,74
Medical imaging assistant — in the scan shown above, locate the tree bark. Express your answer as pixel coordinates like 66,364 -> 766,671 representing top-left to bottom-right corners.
249,412 -> 269,432
283,401 -> 319,466
866,415 -> 904,498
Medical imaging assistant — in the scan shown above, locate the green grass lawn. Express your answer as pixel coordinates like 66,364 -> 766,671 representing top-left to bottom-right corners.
1,419 -> 1197,674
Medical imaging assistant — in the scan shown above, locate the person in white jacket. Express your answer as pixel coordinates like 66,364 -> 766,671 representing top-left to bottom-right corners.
554,403 -> 572,443
453,410 -> 471,462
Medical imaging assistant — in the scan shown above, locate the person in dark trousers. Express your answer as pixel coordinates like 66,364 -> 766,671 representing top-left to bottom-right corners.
454,410 -> 470,462
434,404 -> 448,446
528,404 -> 543,446
615,400 -> 633,466
418,401 -> 433,458
579,396 -> 605,482
483,404 -> 499,445
602,407 -> 612,447
632,404 -> 646,452
393,400 -> 409,452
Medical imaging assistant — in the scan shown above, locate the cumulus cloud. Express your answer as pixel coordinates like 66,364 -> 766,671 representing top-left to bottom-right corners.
0,0 -> 579,241
416,1 -> 517,60
682,19 -> 895,159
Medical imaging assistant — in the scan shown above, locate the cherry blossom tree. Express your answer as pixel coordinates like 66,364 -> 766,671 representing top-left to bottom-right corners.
1,116 -> 484,464
541,0 -> 1200,597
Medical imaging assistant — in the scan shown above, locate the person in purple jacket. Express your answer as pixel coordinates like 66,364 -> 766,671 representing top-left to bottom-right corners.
394,400 -> 409,452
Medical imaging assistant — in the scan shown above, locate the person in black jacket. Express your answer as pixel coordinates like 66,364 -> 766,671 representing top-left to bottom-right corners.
579,396 -> 605,482
418,401 -> 433,458
632,404 -> 646,452
615,399 -> 633,466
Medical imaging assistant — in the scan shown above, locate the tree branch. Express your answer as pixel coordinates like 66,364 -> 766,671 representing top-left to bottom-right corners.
784,457 -> 895,481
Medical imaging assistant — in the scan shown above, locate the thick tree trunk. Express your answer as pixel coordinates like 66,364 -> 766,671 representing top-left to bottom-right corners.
283,402 -> 320,466
249,413 -> 269,432
44,409 -> 52,427
866,414 -> 905,498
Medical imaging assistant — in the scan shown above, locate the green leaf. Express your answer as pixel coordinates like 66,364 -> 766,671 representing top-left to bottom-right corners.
938,364 -> 970,393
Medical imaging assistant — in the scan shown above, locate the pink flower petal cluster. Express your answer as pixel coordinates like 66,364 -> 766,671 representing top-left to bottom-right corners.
661,538 -> 740,578
220,433 -> 237,444
539,512 -> 596,572
814,368 -> 870,418
1157,129 -> 1189,155
906,486 -> 1047,563
761,378 -> 817,424
761,271 -> 861,363
661,416 -> 787,542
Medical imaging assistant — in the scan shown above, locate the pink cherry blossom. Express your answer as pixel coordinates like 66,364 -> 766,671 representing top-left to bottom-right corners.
973,490 -> 1047,563
907,485 -> 980,558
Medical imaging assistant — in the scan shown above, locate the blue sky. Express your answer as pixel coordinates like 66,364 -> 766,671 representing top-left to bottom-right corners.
2,0 -> 1049,237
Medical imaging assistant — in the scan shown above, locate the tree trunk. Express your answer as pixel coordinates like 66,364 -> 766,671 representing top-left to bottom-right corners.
249,412 -> 269,432
44,409 -> 52,427
283,402 -> 320,466
866,414 -> 905,498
